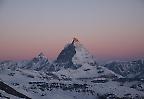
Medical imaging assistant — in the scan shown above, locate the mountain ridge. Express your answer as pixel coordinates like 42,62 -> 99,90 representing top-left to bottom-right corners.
0,38 -> 144,99
104,59 -> 144,78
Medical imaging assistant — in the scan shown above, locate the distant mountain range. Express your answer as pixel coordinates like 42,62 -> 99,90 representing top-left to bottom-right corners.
104,59 -> 144,78
0,38 -> 144,99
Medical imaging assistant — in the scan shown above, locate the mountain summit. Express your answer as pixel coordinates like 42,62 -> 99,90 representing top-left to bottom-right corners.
52,38 -> 97,71
37,52 -> 47,59
24,52 -> 50,71
72,37 -> 79,44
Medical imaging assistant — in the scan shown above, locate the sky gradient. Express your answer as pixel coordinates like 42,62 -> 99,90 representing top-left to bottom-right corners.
0,0 -> 144,62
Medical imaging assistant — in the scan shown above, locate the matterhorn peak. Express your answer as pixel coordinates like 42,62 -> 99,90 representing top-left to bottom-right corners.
71,37 -> 83,48
53,37 -> 97,70
72,37 -> 79,44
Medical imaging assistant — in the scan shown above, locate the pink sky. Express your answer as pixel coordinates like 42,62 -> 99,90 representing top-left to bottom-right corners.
0,0 -> 144,62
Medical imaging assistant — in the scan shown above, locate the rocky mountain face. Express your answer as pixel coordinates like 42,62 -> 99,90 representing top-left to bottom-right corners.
52,38 -> 97,71
104,59 -> 144,78
54,40 -> 77,70
0,38 -> 144,99
22,52 -> 50,72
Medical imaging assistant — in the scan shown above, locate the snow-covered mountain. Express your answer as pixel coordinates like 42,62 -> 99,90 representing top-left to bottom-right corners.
0,52 -> 51,72
21,52 -> 50,72
52,38 -> 97,70
51,38 -> 120,80
104,59 -> 144,78
0,38 -> 144,99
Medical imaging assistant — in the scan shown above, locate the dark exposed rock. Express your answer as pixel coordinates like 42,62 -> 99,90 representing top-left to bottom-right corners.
29,82 -> 94,95
55,42 -> 76,69
0,81 -> 31,99
104,59 -> 144,78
